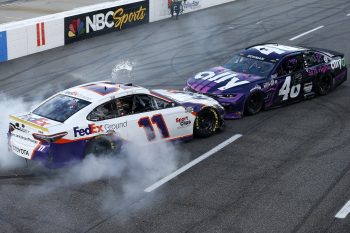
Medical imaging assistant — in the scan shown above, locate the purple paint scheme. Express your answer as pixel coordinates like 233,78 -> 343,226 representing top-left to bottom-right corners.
184,44 -> 347,119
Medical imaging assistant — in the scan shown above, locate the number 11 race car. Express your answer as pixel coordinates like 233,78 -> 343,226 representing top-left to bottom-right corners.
184,44 -> 347,119
8,82 -> 224,168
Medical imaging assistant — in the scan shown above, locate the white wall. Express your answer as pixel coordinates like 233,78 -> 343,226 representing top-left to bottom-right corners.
7,19 -> 64,60
0,0 -> 236,62
150,0 -> 236,22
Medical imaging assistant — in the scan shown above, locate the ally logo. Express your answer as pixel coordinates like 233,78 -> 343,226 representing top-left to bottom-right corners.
68,19 -> 85,38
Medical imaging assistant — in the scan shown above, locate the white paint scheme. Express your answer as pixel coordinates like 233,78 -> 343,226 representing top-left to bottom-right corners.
289,25 -> 324,41
335,200 -> 350,219
144,134 -> 242,192
9,81 -> 223,160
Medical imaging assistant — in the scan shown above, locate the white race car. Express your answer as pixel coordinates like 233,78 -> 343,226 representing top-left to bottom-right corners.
8,81 -> 225,168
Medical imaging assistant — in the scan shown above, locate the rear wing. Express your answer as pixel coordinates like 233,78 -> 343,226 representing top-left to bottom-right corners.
9,115 -> 49,133
304,46 -> 344,58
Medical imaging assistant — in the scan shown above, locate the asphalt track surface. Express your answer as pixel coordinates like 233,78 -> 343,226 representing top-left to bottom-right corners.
1,0 -> 350,232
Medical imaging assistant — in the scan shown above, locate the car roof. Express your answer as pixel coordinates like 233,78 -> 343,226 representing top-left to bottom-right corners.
60,81 -> 148,103
241,44 -> 307,62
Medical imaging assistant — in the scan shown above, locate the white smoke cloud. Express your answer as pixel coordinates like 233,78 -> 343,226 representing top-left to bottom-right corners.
111,59 -> 135,83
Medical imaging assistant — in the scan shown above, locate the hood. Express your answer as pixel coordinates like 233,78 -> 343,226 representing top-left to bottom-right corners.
187,66 -> 263,94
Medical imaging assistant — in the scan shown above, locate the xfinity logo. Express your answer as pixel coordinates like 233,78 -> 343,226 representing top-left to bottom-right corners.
73,124 -> 104,137
194,71 -> 250,91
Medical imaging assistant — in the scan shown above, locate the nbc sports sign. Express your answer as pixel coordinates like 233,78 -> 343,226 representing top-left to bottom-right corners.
64,0 -> 149,44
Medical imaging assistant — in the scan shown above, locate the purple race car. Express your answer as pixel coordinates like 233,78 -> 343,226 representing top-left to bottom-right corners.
184,44 -> 347,119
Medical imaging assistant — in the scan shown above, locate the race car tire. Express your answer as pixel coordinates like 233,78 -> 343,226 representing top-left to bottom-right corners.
244,91 -> 264,115
316,73 -> 333,96
194,108 -> 219,138
84,136 -> 115,157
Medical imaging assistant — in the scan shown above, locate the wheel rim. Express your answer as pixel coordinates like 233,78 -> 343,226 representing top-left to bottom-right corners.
198,112 -> 215,132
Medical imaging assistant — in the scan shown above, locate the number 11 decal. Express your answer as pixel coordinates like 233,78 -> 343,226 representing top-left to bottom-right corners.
138,114 -> 170,141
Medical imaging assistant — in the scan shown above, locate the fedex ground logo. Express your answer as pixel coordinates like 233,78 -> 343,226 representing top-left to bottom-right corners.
73,124 -> 103,137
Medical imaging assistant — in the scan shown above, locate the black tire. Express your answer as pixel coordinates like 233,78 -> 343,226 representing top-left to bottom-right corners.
316,73 -> 333,96
244,91 -> 264,115
194,108 -> 219,138
84,137 -> 115,157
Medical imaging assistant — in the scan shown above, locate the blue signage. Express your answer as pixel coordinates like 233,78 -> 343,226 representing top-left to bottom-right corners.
0,31 -> 8,62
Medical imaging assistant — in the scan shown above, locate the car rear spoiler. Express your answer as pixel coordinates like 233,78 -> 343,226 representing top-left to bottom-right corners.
303,46 -> 344,58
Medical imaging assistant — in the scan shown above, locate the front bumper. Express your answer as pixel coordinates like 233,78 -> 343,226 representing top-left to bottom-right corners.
184,86 -> 245,119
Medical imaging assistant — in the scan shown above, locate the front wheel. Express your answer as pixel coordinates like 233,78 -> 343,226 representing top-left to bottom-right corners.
244,91 -> 264,115
194,108 -> 219,138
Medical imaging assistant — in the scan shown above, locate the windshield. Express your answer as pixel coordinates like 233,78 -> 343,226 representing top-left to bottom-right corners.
223,55 -> 274,77
33,94 -> 91,122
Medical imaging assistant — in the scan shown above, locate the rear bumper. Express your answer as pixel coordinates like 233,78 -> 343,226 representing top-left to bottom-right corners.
8,134 -> 87,169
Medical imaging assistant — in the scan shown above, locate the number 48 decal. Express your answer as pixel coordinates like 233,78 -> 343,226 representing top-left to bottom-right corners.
138,114 -> 170,141
279,76 -> 301,101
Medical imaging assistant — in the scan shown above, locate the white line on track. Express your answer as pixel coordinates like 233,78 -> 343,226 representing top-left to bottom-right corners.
289,26 -> 324,41
144,134 -> 243,193
347,13 -> 350,16
335,200 -> 350,219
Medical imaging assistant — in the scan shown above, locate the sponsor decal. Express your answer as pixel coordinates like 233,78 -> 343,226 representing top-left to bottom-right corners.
247,54 -> 265,61
36,22 -> 46,47
11,133 -> 36,143
304,82 -> 313,93
67,19 -> 85,38
73,124 -> 104,137
21,114 -> 50,127
263,79 -> 277,89
0,31 -> 8,62
64,0 -> 149,44
183,0 -> 201,10
176,116 -> 191,128
307,65 -> 331,76
12,145 -> 29,156
104,121 -> 127,132
250,85 -> 262,92
194,71 -> 250,91
331,58 -> 346,70
65,91 -> 92,100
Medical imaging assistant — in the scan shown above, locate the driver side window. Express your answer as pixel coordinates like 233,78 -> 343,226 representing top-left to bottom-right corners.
276,54 -> 304,76
132,94 -> 174,114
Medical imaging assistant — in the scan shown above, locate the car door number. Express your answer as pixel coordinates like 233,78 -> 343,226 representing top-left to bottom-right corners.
138,114 -> 170,141
279,76 -> 301,101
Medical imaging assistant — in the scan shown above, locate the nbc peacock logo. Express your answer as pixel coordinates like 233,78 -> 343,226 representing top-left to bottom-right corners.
68,19 -> 85,38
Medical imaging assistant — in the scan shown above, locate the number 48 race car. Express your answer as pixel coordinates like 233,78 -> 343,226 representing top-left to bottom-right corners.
185,44 -> 347,119
8,82 -> 224,168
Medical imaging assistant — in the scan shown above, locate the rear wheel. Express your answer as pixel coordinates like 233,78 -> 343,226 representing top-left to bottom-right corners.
84,136 -> 116,157
194,108 -> 219,138
244,92 -> 264,115
316,73 -> 333,95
